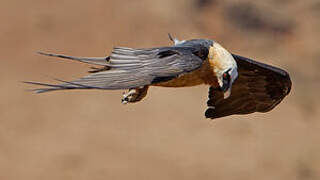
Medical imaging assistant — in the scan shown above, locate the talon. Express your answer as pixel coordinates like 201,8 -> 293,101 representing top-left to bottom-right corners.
121,99 -> 128,104
121,96 -> 129,104
120,86 -> 148,104
122,89 -> 135,104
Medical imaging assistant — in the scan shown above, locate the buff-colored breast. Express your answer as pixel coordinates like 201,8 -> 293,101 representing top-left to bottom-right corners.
153,59 -> 219,87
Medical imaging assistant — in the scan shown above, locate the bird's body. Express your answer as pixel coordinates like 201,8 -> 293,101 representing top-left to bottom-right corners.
154,58 -> 218,87
25,35 -> 291,119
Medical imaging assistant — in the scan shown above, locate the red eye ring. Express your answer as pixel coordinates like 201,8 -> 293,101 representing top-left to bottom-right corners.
223,73 -> 227,78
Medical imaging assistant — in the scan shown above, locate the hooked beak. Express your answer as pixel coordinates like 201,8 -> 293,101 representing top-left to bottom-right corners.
223,87 -> 232,99
220,82 -> 232,99
223,68 -> 238,99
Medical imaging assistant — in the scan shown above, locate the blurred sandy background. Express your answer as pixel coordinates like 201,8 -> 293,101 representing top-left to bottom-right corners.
1,0 -> 320,179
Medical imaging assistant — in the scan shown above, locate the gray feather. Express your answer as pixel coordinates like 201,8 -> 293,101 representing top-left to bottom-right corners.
27,44 -> 209,92
37,52 -> 110,66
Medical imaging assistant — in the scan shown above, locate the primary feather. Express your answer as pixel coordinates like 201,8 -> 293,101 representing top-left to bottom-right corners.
27,46 -> 206,93
205,54 -> 291,119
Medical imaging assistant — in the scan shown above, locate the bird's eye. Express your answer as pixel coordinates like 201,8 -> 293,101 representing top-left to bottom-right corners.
221,71 -> 231,91
223,72 -> 230,81
223,73 -> 227,79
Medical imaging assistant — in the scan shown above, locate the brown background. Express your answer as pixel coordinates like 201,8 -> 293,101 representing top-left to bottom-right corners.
1,0 -> 320,179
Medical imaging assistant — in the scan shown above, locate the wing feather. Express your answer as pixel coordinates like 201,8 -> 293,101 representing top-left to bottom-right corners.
27,46 -> 206,93
205,54 -> 291,119
37,52 -> 110,66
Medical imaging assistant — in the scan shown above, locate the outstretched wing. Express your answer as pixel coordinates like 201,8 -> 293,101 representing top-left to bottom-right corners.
205,54 -> 292,119
26,46 -> 207,93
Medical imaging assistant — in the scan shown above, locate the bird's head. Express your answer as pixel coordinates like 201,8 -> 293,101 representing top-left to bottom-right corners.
209,42 -> 238,99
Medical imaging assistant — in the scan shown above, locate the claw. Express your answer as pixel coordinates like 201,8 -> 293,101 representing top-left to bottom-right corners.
121,89 -> 137,104
120,86 -> 149,104
121,98 -> 128,104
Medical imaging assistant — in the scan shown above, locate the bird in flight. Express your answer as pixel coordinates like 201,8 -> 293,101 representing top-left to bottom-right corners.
25,34 -> 292,119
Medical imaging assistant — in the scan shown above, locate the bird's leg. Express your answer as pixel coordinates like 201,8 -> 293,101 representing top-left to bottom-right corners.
121,86 -> 149,104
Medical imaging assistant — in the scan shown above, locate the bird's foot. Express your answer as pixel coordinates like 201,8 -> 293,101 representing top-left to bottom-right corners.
121,86 -> 149,104
122,89 -> 138,104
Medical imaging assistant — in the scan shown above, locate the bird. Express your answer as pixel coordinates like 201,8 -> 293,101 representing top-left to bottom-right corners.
25,34 -> 292,119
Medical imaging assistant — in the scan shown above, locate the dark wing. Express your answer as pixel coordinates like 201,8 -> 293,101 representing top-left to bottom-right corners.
25,46 -> 207,93
205,54 -> 292,119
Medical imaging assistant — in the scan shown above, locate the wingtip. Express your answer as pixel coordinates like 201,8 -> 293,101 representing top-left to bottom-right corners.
22,81 -> 49,94
22,81 -> 36,85
27,89 -> 47,94
280,68 -> 292,96
22,81 -> 44,86
37,51 -> 52,57
23,81 -> 64,93
36,51 -> 110,66
205,108 -> 217,119
36,51 -> 64,58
